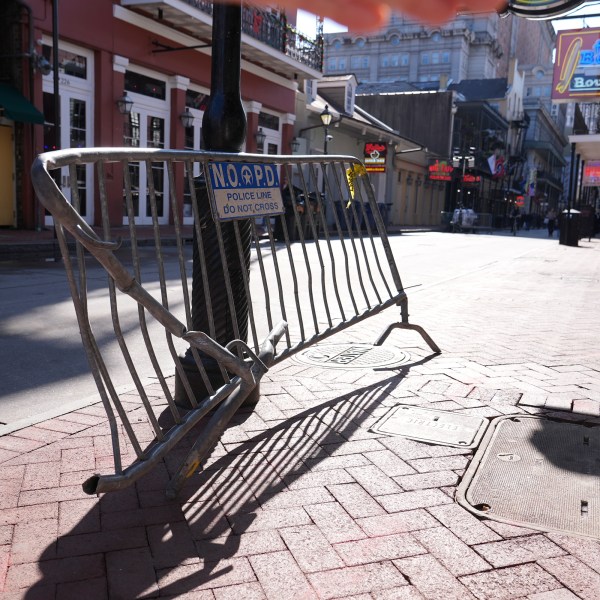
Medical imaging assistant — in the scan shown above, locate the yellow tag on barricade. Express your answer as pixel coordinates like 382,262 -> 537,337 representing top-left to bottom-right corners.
345,163 -> 368,207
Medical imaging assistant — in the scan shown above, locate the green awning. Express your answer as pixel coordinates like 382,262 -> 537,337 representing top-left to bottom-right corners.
0,83 -> 44,124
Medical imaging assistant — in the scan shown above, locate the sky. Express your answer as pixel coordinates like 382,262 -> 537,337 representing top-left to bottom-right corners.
295,2 -> 600,38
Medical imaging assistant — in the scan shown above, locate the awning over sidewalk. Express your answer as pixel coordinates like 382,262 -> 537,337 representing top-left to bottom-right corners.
0,83 -> 44,124
568,133 -> 600,162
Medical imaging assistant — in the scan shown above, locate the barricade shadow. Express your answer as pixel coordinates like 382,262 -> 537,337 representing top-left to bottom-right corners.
24,355 -> 437,598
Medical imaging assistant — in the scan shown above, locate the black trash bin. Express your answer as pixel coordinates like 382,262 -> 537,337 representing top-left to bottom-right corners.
559,209 -> 580,247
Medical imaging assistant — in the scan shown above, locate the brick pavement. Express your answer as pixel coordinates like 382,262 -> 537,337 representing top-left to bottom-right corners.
0,234 -> 599,599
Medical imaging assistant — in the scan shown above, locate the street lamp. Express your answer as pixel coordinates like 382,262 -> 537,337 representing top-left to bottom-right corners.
116,92 -> 134,115
320,104 -> 332,154
179,107 -> 194,128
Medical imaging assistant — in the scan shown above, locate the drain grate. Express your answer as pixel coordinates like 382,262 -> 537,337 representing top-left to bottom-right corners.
370,405 -> 488,448
457,415 -> 600,540
293,343 -> 411,370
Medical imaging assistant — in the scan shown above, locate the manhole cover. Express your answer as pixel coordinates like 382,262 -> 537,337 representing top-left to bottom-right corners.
293,343 -> 410,369
457,415 -> 600,540
370,405 -> 488,448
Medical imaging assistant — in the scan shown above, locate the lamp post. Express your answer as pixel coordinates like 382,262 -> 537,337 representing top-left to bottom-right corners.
320,104 -> 332,154
175,3 -> 251,407
319,105 -> 332,219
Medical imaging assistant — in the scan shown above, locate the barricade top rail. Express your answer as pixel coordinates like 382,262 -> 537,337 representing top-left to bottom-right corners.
31,147 -> 439,497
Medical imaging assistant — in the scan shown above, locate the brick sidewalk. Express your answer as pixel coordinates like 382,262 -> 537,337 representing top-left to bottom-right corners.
1,236 -> 599,599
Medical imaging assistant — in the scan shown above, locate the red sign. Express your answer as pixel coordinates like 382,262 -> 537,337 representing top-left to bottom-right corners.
428,159 -> 453,181
364,142 -> 387,173
552,28 -> 600,103
462,174 -> 481,184
583,161 -> 600,186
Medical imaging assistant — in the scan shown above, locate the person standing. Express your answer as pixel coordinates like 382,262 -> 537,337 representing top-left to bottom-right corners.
546,208 -> 557,238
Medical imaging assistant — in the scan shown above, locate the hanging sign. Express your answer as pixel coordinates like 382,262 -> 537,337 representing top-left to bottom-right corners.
206,162 -> 284,221
502,1 -> 585,19
552,28 -> 600,102
428,159 -> 453,181
462,174 -> 481,184
364,142 -> 387,173
582,161 -> 600,187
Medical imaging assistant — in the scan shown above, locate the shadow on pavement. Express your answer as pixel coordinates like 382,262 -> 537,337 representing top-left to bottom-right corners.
23,360 -> 437,598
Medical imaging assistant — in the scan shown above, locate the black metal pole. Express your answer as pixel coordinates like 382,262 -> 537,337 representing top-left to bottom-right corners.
562,142 -> 576,246
175,4 -> 253,407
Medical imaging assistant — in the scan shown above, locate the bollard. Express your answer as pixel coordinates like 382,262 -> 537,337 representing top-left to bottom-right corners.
174,4 -> 255,408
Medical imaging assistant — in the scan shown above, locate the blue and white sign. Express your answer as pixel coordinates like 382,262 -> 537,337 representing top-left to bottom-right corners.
207,161 -> 285,221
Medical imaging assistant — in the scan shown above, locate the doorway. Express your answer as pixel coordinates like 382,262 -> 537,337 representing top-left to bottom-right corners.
0,124 -> 15,226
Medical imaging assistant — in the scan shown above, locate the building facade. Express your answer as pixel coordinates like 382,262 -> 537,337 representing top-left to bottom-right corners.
0,0 -> 322,230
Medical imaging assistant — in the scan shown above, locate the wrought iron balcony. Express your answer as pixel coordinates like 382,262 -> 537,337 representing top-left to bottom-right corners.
121,0 -> 323,78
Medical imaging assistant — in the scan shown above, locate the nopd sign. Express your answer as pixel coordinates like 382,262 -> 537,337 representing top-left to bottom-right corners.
207,162 -> 285,221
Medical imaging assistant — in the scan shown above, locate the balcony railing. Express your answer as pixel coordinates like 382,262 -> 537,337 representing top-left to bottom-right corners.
181,0 -> 323,71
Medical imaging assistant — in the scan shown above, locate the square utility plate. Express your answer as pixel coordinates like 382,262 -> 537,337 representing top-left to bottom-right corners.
370,405 -> 488,448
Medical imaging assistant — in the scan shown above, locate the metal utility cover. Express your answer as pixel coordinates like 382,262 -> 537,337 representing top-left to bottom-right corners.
293,343 -> 410,370
457,415 -> 600,540
370,405 -> 488,448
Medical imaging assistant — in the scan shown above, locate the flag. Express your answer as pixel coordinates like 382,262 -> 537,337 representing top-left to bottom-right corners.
346,163 -> 367,203
487,154 -> 496,174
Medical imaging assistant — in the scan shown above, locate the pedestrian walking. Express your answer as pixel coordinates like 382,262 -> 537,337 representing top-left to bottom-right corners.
546,208 -> 557,238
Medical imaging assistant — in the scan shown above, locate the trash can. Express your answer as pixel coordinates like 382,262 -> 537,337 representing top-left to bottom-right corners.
559,209 -> 580,247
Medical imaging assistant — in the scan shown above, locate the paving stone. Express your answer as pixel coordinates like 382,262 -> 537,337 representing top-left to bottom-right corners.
196,530 -> 286,562
393,554 -> 477,600
11,517 -> 58,564
156,557 -> 256,596
364,450 -> 418,476
308,561 -> 408,599
334,532 -> 426,566
377,489 -> 453,513
407,455 -> 471,473
473,535 -> 566,568
527,590 -> 582,600
57,498 -> 100,536
229,507 -> 311,535
0,435 -> 46,454
394,470 -> 459,491
147,520 -> 199,569
106,547 -> 159,599
357,509 -> 439,537
283,468 -> 355,490
4,553 -> 105,591
55,577 -> 108,600
345,464 -> 404,496
372,588 -> 426,599
460,563 -> 561,600
483,520 -> 538,538
413,527 -> 491,576
250,551 -> 316,599
18,485 -> 88,506
427,504 -> 501,545
259,487 -> 334,510
327,483 -> 386,518
539,555 -> 600,600
56,526 -> 147,558
0,502 -> 59,526
279,525 -> 345,572
546,533 -> 600,574
0,478 -> 21,510
214,581 -> 266,600
305,502 -> 366,543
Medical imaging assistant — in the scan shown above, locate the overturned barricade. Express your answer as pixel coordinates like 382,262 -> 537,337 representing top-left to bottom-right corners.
31,148 -> 439,498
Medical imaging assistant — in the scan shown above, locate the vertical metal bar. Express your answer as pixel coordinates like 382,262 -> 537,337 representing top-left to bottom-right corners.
98,160 -> 166,437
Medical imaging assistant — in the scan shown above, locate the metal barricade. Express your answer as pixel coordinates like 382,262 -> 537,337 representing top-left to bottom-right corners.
31,148 -> 439,497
